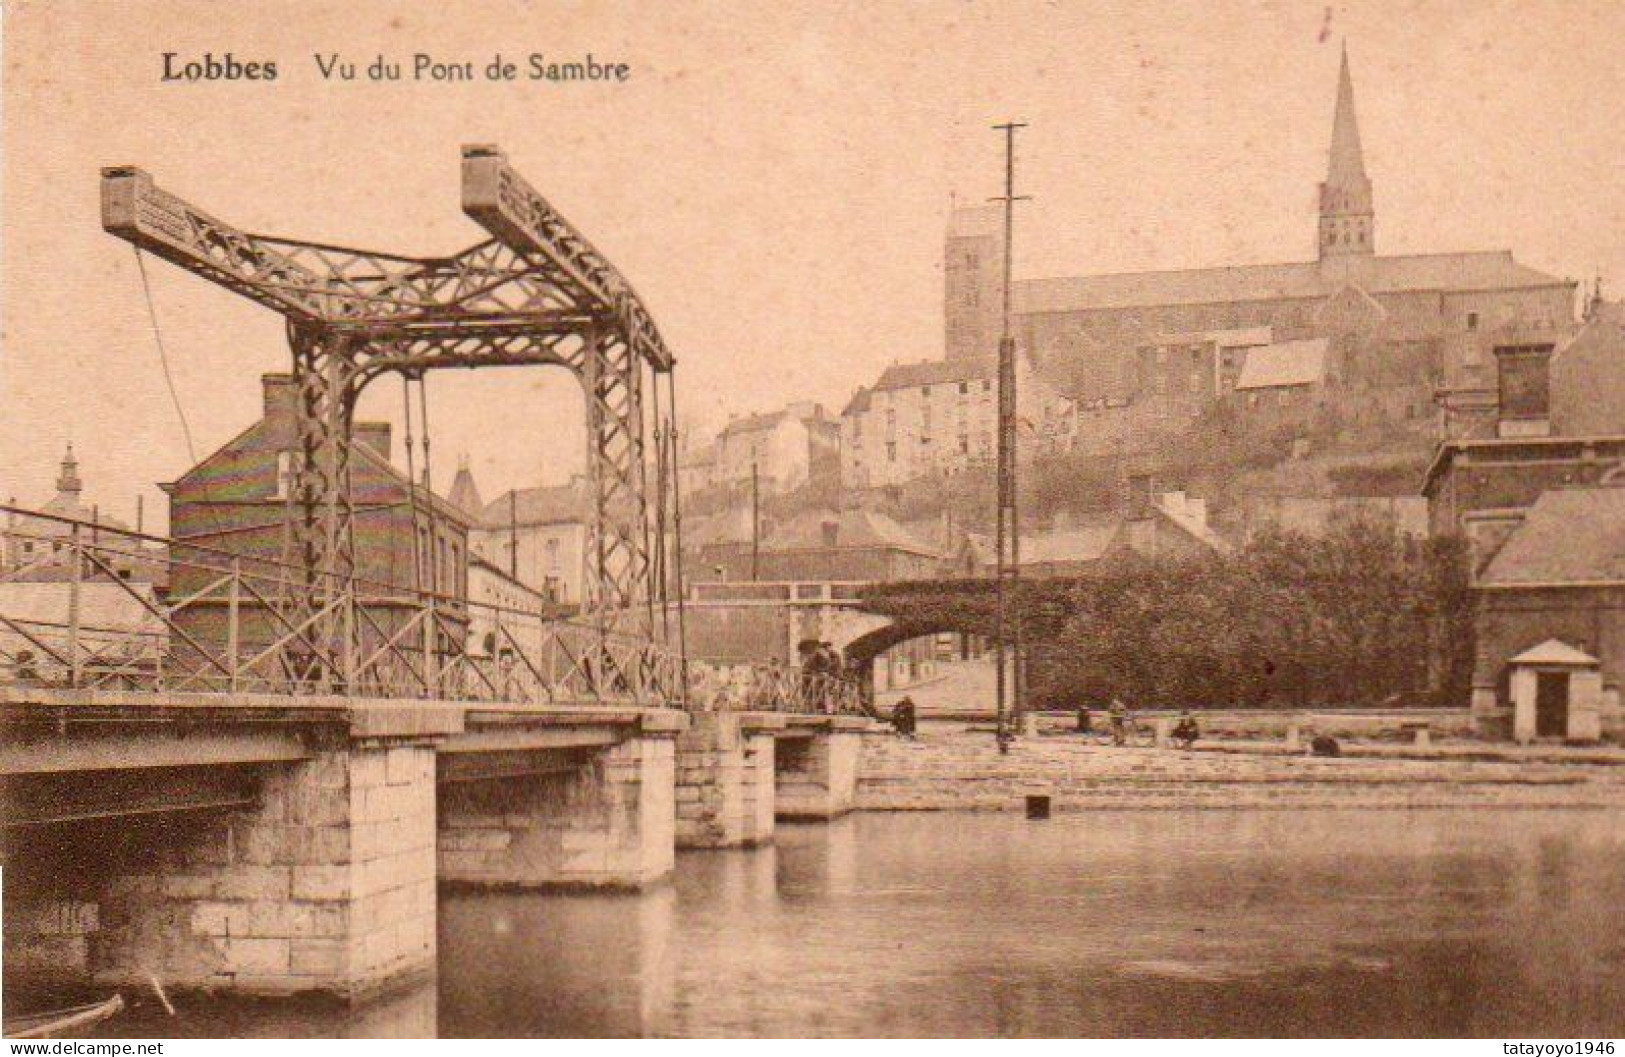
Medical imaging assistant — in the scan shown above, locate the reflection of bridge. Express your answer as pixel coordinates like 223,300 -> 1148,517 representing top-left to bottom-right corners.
0,149 -> 874,1002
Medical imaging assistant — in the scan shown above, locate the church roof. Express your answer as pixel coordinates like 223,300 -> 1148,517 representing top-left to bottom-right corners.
1479,486 -> 1625,586
1014,251 -> 1566,316
1235,338 -> 1329,390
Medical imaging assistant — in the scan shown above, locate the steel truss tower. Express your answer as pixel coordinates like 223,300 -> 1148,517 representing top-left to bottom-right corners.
102,145 -> 676,694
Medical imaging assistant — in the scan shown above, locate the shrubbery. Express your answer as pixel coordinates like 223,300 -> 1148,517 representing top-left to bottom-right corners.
864,519 -> 1472,711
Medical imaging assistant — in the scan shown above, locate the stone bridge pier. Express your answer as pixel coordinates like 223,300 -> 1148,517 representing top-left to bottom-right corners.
436,710 -> 684,889
673,713 -> 873,847
1,692 -> 687,1000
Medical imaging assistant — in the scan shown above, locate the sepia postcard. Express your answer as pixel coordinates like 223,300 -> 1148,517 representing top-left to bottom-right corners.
2,0 -> 1624,1044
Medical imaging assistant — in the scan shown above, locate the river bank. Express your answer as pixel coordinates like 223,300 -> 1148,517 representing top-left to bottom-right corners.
856,727 -> 1625,812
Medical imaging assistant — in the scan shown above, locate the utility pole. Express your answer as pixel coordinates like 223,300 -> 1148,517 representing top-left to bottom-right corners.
750,458 -> 760,582
991,120 -> 1029,754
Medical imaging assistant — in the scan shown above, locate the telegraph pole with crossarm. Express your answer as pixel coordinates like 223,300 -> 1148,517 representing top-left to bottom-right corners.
991,121 -> 1029,753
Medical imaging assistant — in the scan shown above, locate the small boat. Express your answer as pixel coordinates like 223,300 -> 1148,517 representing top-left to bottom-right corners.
3,994 -> 125,1039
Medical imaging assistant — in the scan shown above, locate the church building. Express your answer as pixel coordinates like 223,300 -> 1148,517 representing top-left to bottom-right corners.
944,48 -> 1576,438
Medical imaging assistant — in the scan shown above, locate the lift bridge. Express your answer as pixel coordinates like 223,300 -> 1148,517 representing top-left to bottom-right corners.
0,146 -> 861,715
0,151 -> 877,1001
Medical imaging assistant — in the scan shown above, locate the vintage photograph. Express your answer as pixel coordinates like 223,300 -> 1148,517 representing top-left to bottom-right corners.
2,0 -> 1624,1041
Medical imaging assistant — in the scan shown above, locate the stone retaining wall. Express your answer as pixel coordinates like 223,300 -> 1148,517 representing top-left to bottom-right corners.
858,731 -> 1625,812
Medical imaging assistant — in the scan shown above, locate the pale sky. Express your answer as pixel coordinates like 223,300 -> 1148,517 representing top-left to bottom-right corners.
4,0 -> 1624,530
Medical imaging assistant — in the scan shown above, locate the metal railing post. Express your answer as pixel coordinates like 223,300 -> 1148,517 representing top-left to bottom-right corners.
341,584 -> 357,691
67,524 -> 83,688
422,594 -> 439,699
226,558 -> 241,693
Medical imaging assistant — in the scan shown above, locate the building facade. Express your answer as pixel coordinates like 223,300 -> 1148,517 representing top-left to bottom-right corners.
1472,484 -> 1625,743
840,354 -> 1075,489
1424,329 -> 1625,573
462,476 -> 590,607
707,402 -> 841,499
163,374 -> 472,667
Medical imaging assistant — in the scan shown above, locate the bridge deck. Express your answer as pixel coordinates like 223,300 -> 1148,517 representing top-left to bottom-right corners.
0,687 -> 688,777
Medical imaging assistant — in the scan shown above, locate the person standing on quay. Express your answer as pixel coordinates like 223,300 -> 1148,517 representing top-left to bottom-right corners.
1109,698 -> 1129,746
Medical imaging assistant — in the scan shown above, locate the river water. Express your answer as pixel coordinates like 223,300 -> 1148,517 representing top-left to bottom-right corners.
72,808 -> 1625,1037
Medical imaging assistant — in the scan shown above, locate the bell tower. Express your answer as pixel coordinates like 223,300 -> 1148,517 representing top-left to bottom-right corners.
1318,45 -> 1375,259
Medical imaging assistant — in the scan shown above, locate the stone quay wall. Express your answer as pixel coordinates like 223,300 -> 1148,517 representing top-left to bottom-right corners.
857,730 -> 1625,812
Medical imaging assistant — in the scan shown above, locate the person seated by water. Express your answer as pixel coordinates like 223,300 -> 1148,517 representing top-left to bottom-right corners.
1075,704 -> 1092,736
1108,698 -> 1129,746
1172,711 -> 1199,750
891,696 -> 918,739
1310,733 -> 1341,757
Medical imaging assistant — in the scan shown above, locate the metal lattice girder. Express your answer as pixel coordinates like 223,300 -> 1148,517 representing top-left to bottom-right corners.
101,147 -> 677,691
460,145 -> 672,371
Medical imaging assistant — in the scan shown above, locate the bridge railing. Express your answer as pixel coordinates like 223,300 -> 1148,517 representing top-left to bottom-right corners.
0,505 -> 685,706
0,505 -> 863,715
685,661 -> 871,717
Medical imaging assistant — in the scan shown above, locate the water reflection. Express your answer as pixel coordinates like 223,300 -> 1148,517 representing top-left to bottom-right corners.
53,807 -> 1625,1037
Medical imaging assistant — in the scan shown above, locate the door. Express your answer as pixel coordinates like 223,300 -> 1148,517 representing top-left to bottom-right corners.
1535,671 -> 1569,738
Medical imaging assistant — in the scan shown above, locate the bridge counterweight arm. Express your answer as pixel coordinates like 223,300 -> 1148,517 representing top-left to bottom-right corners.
460,145 -> 673,371
102,166 -> 335,321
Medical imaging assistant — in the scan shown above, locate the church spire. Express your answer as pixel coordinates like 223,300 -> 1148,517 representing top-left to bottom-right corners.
1318,43 -> 1375,260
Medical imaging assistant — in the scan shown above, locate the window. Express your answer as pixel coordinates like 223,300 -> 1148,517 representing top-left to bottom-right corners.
545,538 -> 560,572
982,380 -> 991,393
959,437 -> 969,455
1466,312 -> 1479,332
922,385 -> 931,398
886,442 -> 897,462
958,381 -> 968,395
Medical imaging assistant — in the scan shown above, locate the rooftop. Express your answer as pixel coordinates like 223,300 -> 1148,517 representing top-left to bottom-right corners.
871,357 -> 998,393
1479,485 -> 1625,587
1015,251 -> 1566,317
477,479 -> 588,529
1235,338 -> 1330,391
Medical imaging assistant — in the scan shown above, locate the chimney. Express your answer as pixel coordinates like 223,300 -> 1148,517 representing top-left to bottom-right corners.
261,373 -> 298,448
262,373 -> 297,422
1493,343 -> 1554,438
353,422 -> 392,461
